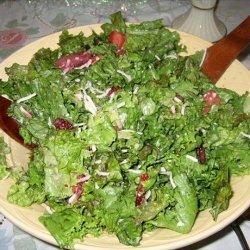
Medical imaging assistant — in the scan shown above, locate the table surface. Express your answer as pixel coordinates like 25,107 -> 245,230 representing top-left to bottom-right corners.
0,0 -> 250,250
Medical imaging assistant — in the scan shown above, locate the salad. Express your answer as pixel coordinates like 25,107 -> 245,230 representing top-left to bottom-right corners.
0,11 -> 250,249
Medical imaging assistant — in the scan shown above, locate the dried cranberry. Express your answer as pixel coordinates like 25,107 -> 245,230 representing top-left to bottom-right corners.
140,173 -> 149,182
108,30 -> 126,49
54,118 -> 74,130
196,146 -> 206,164
136,183 -> 145,207
135,173 -> 149,207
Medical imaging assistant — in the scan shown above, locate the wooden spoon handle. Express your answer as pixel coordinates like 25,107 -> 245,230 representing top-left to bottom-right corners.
201,16 -> 250,83
0,95 -> 35,149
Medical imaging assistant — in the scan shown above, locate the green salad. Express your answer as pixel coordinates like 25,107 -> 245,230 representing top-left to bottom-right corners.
1,11 -> 250,248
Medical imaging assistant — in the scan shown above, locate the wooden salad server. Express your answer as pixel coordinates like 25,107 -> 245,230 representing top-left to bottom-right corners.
0,95 -> 35,149
200,16 -> 250,83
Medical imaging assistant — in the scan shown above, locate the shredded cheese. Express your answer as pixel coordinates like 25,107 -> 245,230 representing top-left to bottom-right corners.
186,154 -> 198,162
73,122 -> 86,128
164,54 -> 178,59
174,96 -> 182,103
95,183 -> 100,189
170,105 -> 176,114
48,117 -> 52,127
127,169 -> 142,174
167,171 -> 176,189
91,145 -> 97,152
145,190 -> 151,200
85,80 -> 105,94
120,159 -> 129,164
83,90 -> 97,115
96,88 -> 111,98
155,55 -> 161,61
240,132 -> 250,139
16,93 -> 37,103
117,69 -> 132,82
181,102 -> 189,116
95,160 -> 102,164
96,171 -> 110,176
160,169 -> 176,189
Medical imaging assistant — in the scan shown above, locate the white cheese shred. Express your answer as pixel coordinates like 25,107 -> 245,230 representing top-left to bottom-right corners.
95,183 -> 100,189
91,145 -> 97,152
48,117 -> 52,127
160,169 -> 176,189
96,171 -> 110,177
155,55 -> 161,61
145,190 -> 151,200
240,132 -> 250,139
127,169 -> 142,174
95,160 -> 102,164
174,96 -> 182,103
85,80 -> 105,94
186,154 -> 198,162
120,159 -> 129,164
83,90 -> 97,115
96,88 -> 111,98
16,92 -> 37,104
170,105 -> 176,114
117,69 -> 132,82
73,122 -> 86,128
166,171 -> 176,189
165,54 -> 178,59
181,102 -> 189,116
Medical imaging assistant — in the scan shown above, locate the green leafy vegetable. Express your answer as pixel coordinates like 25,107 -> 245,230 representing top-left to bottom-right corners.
0,137 -> 10,179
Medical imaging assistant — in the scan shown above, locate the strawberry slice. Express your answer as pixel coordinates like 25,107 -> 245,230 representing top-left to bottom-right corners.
108,31 -> 126,49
